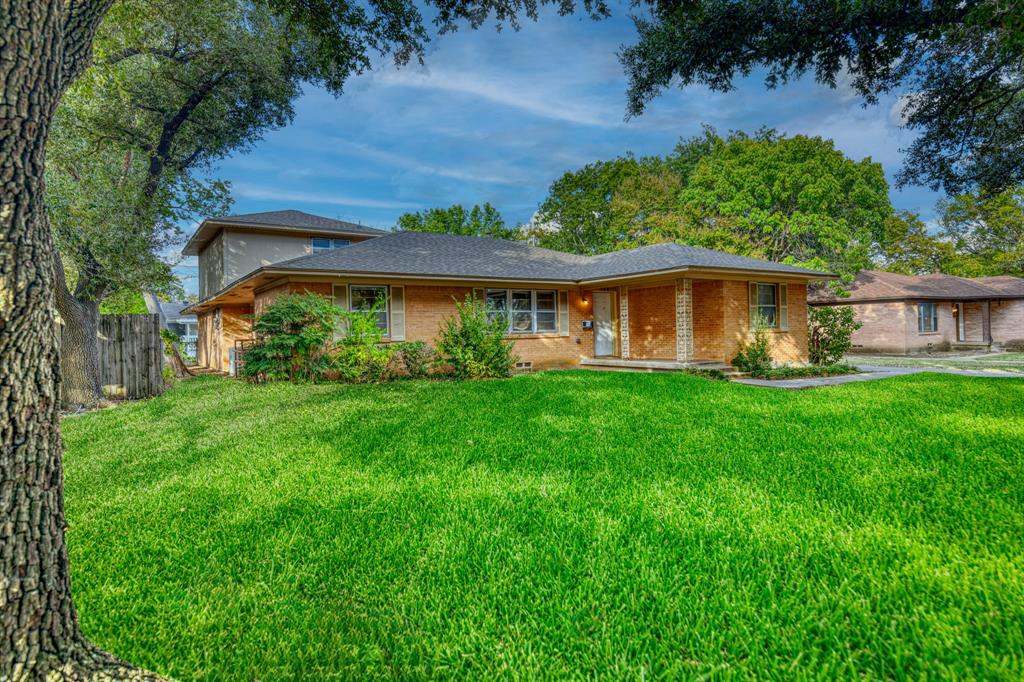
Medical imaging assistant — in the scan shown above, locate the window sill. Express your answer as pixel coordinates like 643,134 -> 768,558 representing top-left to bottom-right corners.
506,333 -> 563,340
918,331 -> 940,336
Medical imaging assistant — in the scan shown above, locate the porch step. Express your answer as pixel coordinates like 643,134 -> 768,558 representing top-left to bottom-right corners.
580,357 -> 741,376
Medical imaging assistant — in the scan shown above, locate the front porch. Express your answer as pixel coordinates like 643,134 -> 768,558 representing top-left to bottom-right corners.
579,357 -> 735,372
584,277 -> 807,367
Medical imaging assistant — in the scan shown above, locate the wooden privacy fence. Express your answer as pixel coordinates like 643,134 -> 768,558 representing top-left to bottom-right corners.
97,314 -> 165,399
80,314 -> 165,399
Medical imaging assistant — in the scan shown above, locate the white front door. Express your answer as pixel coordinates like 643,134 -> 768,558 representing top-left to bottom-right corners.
593,291 -> 615,356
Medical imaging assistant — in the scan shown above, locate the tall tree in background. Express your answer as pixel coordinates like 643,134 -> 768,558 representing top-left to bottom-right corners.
875,211 -> 958,276
2,0 -> 607,677
620,1 -> 1024,195
535,129 -> 892,279
676,132 -> 891,277
396,202 -> 515,238
938,187 -> 1024,277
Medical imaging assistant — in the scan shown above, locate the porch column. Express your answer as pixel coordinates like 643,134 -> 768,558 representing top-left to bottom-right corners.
619,286 -> 630,359
983,300 -> 992,344
675,278 -> 693,362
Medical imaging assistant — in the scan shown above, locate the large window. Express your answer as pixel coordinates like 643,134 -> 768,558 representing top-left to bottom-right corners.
485,289 -> 557,334
755,283 -> 778,328
350,285 -> 388,331
918,302 -> 938,333
312,237 -> 351,253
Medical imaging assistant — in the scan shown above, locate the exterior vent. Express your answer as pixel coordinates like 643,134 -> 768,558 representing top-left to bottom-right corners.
514,361 -> 534,372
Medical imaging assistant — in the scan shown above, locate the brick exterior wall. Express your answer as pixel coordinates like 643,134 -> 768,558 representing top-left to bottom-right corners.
720,280 -> 808,365
627,284 -> 677,360
692,279 -> 725,361
254,281 -> 332,316
991,299 -> 1024,347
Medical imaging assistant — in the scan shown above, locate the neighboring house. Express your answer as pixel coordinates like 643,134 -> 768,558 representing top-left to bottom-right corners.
809,270 -> 1024,354
143,294 -> 199,357
183,210 -> 834,373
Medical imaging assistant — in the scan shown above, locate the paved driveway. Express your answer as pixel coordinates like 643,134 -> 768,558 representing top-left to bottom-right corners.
735,364 -> 1023,389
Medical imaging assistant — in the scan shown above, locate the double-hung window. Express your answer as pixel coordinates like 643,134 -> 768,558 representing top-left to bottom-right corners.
485,289 -> 557,334
918,302 -> 938,333
350,285 -> 388,332
748,282 -> 789,331
311,237 -> 351,253
755,283 -> 778,328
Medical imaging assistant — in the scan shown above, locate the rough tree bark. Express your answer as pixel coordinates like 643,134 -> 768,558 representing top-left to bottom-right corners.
0,0 -> 167,678
53,255 -> 104,408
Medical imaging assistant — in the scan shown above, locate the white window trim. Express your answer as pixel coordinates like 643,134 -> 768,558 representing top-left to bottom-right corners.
348,284 -> 390,336
311,236 -> 353,253
486,288 -> 558,335
918,301 -> 939,334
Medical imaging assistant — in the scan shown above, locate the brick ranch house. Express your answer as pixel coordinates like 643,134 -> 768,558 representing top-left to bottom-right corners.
183,210 -> 835,373
810,270 -> 1024,354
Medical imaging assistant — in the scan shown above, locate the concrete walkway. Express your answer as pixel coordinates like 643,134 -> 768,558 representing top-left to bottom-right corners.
734,364 -> 1024,390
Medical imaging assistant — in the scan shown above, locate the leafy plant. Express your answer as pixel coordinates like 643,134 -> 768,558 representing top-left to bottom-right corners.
748,364 -> 858,380
809,306 -> 861,366
435,295 -> 517,379
394,341 -> 433,379
332,303 -> 399,383
732,317 -> 773,374
242,293 -> 343,382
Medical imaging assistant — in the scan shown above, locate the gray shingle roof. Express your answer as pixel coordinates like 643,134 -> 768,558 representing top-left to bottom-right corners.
210,210 -> 386,236
182,209 -> 386,255
810,270 -> 1024,304
267,231 -> 831,283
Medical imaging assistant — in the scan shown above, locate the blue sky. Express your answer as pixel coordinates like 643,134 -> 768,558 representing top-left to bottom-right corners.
177,3 -> 941,295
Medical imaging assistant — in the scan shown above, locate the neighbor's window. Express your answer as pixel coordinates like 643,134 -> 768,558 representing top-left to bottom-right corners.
918,302 -> 938,333
485,289 -> 558,334
755,283 -> 778,328
350,285 -> 388,332
312,237 -> 352,253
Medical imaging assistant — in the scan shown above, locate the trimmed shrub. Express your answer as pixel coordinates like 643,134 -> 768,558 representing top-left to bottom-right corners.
809,305 -> 861,365
732,318 -> 773,374
748,364 -> 858,380
242,293 -> 342,382
332,303 -> 399,383
435,295 -> 517,379
395,341 -> 433,379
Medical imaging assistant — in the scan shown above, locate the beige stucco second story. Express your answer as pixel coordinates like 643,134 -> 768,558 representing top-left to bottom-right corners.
184,210 -> 387,299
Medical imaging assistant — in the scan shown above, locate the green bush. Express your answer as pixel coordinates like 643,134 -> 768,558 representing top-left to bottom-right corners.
732,318 -> 773,374
809,305 -> 861,365
332,303 -> 399,383
242,294 -> 342,382
435,294 -> 518,379
749,364 -> 858,380
394,341 -> 433,379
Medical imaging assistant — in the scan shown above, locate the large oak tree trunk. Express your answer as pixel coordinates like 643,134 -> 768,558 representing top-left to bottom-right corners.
54,261 -> 104,409
0,0 -> 166,678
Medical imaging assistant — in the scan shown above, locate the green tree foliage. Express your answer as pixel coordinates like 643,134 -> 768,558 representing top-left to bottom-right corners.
809,306 -> 861,366
938,187 -> 1024,278
875,211 -> 957,276
535,129 -> 892,279
435,295 -> 518,379
677,132 -> 891,277
619,0 -> 1024,195
396,202 -> 516,239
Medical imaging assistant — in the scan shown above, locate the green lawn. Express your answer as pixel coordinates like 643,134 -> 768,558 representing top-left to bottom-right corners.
63,372 -> 1024,680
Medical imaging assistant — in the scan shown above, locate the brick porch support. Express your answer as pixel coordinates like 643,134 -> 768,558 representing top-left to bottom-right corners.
619,286 -> 630,359
675,278 -> 693,362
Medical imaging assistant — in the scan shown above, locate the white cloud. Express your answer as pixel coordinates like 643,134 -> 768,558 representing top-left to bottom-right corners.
231,183 -> 421,210
336,140 -> 530,185
372,67 -> 620,128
